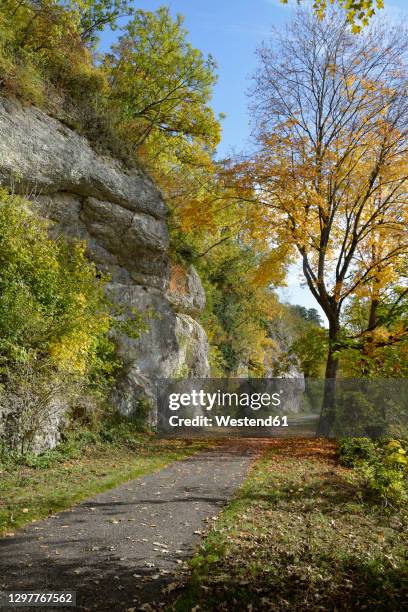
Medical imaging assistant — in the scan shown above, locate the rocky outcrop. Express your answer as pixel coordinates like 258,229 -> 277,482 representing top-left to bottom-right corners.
168,264 -> 206,316
0,96 -> 210,427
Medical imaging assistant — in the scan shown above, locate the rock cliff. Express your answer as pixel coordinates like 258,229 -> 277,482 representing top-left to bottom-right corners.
0,96 -> 210,421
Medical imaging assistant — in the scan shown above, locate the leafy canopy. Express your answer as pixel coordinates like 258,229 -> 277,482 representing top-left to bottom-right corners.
103,7 -> 221,165
281,0 -> 385,33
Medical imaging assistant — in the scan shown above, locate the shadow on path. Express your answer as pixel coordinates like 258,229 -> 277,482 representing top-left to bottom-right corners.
0,440 -> 266,610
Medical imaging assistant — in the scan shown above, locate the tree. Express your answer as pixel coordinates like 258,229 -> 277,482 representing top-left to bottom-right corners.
242,9 -> 408,432
61,0 -> 134,43
291,305 -> 324,327
103,7 -> 221,164
290,325 -> 328,378
3,1 -> 133,44
281,0 -> 384,33
0,0 -> 106,105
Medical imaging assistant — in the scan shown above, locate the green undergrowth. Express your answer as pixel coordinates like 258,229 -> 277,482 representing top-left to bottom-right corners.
339,437 -> 408,508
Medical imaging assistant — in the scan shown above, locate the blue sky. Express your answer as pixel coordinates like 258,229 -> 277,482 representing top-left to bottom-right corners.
100,1 -> 408,322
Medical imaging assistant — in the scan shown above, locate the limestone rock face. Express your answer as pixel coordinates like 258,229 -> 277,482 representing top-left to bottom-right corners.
168,264 -> 206,316
174,314 -> 210,378
0,97 -> 210,435
0,97 -> 166,218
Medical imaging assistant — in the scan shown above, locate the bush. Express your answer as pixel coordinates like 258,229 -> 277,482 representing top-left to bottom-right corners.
338,437 -> 379,467
339,438 -> 408,508
0,189 -> 139,454
360,440 -> 408,508
0,189 -> 115,372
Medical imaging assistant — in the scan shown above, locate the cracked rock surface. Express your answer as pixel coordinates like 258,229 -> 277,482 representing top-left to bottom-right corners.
0,97 -> 210,437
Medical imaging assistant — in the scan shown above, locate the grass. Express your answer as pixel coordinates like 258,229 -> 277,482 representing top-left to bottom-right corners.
172,439 -> 408,611
0,422 -> 210,537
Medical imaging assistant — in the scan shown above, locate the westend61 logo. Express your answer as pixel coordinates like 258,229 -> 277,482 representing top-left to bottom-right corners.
157,378 -> 408,439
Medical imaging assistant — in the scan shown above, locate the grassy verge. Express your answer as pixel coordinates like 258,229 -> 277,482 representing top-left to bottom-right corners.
0,423 -> 210,537
173,439 -> 408,611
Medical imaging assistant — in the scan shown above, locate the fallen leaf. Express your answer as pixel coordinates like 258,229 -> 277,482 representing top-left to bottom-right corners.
162,582 -> 178,594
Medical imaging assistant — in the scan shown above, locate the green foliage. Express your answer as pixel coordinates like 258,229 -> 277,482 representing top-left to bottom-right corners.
0,1 -> 104,105
333,387 -> 408,439
264,304 -> 328,378
0,189 -> 112,379
339,438 -> 408,507
0,2 -> 224,167
197,244 -> 277,376
291,305 -> 323,326
338,437 -> 379,467
0,189 -> 147,453
360,440 -> 408,507
62,0 -> 135,43
289,321 -> 328,378
334,391 -> 383,437
340,290 -> 408,378
103,7 -> 221,165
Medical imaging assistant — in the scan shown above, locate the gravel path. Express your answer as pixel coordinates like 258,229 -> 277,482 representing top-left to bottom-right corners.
0,440 -> 262,611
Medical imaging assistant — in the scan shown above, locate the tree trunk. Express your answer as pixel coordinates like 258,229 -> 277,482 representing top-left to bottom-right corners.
360,296 -> 379,375
317,322 -> 340,436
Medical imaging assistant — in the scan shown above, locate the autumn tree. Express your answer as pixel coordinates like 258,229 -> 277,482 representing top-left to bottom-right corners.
281,0 -> 384,33
243,9 -> 408,432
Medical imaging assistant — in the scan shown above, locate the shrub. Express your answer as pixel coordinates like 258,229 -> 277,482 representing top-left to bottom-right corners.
338,437 -> 379,467
339,438 -> 408,508
360,440 -> 408,508
0,189 -> 144,454
0,189 -> 114,375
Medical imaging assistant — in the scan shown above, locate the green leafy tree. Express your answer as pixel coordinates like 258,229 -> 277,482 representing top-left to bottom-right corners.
103,7 -> 221,164
0,0 -> 106,105
290,325 -> 328,378
291,305 -> 323,327
61,0 -> 135,43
